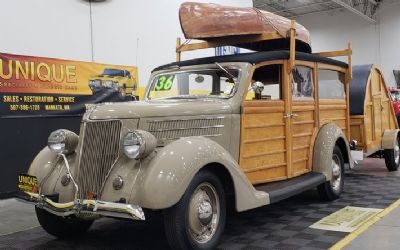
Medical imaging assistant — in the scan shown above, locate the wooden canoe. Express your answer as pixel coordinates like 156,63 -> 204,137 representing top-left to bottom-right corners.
179,2 -> 311,52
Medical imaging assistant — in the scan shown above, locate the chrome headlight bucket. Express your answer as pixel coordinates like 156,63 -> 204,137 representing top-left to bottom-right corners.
48,129 -> 79,155
123,130 -> 157,159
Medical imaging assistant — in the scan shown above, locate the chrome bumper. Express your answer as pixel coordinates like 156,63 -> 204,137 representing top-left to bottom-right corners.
17,191 -> 145,221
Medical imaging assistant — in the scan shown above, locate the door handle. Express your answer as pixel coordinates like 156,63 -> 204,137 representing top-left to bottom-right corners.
283,113 -> 300,119
283,113 -> 291,119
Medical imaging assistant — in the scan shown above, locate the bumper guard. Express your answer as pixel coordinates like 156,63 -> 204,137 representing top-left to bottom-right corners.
17,191 -> 145,221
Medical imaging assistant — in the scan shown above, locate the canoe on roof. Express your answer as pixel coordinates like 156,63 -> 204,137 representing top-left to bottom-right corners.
179,2 -> 312,53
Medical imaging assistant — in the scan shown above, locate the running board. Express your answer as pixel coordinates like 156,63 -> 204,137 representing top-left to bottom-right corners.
255,172 -> 326,204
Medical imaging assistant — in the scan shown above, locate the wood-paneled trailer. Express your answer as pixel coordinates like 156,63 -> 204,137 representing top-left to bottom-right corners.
349,64 -> 400,171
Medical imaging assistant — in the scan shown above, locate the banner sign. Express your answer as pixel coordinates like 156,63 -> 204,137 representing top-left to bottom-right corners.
0,52 -> 138,118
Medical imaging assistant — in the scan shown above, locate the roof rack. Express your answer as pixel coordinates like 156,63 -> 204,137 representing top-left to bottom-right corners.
176,20 -> 352,78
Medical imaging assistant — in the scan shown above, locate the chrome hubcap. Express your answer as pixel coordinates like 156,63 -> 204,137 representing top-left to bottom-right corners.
331,154 -> 342,192
198,200 -> 213,225
188,183 -> 219,244
394,140 -> 399,165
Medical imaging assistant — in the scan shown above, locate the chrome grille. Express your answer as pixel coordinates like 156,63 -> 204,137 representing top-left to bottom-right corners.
77,120 -> 122,199
148,118 -> 224,140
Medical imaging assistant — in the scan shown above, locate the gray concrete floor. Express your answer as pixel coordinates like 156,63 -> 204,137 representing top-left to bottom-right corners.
343,158 -> 400,250
0,198 -> 38,236
344,206 -> 400,250
351,157 -> 400,177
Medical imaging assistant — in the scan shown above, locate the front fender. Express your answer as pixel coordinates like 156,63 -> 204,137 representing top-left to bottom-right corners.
28,147 -> 59,186
27,147 -> 78,202
312,123 -> 352,180
130,137 -> 268,211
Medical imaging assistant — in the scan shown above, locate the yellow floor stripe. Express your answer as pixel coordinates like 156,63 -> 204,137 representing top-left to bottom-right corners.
330,198 -> 400,250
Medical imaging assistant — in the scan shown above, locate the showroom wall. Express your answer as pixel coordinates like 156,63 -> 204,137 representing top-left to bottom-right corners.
0,0 -> 252,195
297,0 -> 400,86
1,0 -> 252,95
1,0 -> 399,88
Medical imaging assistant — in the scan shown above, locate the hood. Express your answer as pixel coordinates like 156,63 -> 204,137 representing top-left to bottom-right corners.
89,99 -> 233,120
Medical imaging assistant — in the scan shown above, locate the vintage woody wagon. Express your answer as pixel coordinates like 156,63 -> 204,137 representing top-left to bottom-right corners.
16,2 -> 399,250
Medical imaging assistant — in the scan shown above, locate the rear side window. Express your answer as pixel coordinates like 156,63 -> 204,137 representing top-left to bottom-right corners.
318,69 -> 346,99
292,66 -> 314,100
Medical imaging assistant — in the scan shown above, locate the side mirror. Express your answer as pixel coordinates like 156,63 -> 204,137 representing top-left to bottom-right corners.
250,81 -> 264,94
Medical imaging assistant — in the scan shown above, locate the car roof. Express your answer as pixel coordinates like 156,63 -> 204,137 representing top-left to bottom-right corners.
153,50 -> 348,72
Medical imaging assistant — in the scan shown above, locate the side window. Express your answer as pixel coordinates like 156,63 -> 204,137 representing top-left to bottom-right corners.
247,64 -> 282,100
292,66 -> 314,100
318,69 -> 346,99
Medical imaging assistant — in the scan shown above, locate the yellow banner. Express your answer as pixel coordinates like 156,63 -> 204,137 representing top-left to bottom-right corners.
0,52 -> 138,117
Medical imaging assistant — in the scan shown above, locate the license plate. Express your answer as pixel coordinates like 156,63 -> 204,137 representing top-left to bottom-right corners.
351,150 -> 364,161
18,174 -> 38,193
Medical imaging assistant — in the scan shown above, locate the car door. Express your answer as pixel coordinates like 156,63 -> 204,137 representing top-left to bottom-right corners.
289,62 -> 318,177
239,61 -> 290,184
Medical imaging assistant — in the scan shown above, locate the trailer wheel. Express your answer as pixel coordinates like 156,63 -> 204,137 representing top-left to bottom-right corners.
164,170 -> 226,250
384,136 -> 400,171
317,145 -> 344,201
35,206 -> 93,238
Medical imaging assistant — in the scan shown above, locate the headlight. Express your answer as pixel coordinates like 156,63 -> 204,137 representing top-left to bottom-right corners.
104,80 -> 113,87
48,129 -> 79,155
123,130 -> 157,159
89,80 -> 100,87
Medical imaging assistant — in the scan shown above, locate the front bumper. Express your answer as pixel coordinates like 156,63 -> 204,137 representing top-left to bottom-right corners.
17,191 -> 145,221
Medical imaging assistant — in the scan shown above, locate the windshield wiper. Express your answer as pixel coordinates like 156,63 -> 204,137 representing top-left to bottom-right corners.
215,62 -> 236,83
158,95 -> 199,100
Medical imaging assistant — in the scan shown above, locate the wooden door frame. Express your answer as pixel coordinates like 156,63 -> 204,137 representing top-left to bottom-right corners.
316,63 -> 350,140
240,60 -> 289,181
288,60 -> 318,176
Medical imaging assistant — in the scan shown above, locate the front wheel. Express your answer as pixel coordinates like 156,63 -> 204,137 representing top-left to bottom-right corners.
384,136 -> 400,171
35,206 -> 93,238
317,145 -> 344,201
164,170 -> 226,250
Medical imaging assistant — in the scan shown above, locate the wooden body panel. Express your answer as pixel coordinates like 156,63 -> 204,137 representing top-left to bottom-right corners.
349,66 -> 398,155
291,101 -> 315,176
239,59 -> 350,185
319,99 -> 348,135
240,100 -> 288,184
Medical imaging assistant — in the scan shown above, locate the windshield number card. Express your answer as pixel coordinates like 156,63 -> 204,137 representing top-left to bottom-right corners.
155,75 -> 174,91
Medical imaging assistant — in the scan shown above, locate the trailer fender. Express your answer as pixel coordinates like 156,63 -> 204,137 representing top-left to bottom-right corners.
382,129 -> 400,149
313,124 -> 352,181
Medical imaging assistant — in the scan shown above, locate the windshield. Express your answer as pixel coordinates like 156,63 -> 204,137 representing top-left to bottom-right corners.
147,68 -> 239,100
102,68 -> 126,77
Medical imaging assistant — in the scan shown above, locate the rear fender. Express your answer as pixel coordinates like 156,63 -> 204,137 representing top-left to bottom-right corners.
312,124 -> 352,180
382,129 -> 400,149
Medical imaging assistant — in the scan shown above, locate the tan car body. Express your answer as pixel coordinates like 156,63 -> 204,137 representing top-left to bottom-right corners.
28,61 -> 353,213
